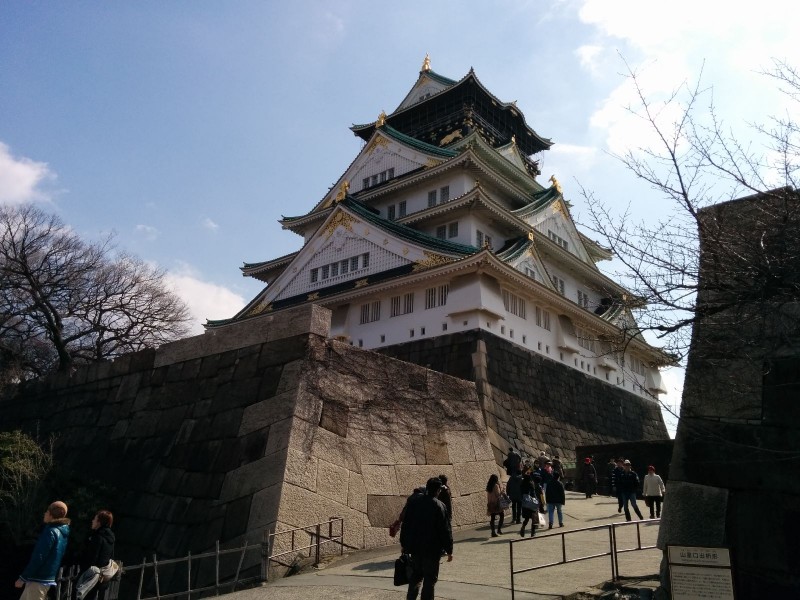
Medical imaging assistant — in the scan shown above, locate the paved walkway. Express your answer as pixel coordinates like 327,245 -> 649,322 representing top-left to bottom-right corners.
228,492 -> 662,600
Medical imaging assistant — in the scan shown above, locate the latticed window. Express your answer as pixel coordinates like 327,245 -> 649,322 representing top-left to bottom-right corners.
310,268 -> 318,283
360,300 -> 381,324
577,290 -> 590,308
502,290 -> 526,319
551,275 -> 565,295
391,292 -> 414,317
428,190 -> 437,208
388,205 -> 396,221
448,222 -> 458,238
362,253 -> 370,268
399,200 -> 407,217
350,256 -> 359,271
577,328 -> 596,352
440,185 -> 450,203
436,225 -> 447,239
535,306 -> 551,330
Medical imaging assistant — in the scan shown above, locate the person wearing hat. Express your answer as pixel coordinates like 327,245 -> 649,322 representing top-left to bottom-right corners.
611,459 -> 625,512
617,460 -> 644,521
642,465 -> 666,518
502,447 -> 521,476
581,457 -> 597,498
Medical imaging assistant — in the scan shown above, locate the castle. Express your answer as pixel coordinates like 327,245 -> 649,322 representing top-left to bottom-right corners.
209,56 -> 669,400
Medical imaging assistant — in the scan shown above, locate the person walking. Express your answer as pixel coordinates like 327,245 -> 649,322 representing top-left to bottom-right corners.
551,454 -> 564,479
605,458 -> 616,496
485,474 -> 505,537
545,471 -> 566,528
437,475 -> 453,523
519,472 -> 545,537
506,471 -> 523,524
618,460 -> 644,521
612,459 -> 625,512
581,457 -> 597,498
502,447 -> 521,476
400,477 -> 453,600
15,501 -> 71,600
642,465 -> 666,518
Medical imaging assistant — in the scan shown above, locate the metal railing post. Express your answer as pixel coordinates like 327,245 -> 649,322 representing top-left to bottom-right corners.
262,528 -> 271,583
609,525 -> 617,582
187,552 -> 192,600
55,566 -> 63,600
509,540 -> 515,600
136,556 -> 146,600
153,554 -> 161,600
214,540 -> 220,596
314,523 -> 321,566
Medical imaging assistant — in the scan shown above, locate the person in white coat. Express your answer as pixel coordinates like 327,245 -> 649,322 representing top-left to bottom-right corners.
642,465 -> 666,518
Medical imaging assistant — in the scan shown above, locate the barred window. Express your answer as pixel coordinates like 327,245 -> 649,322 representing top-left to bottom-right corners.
440,185 -> 450,203
577,328 -> 596,352
390,293 -> 414,317
360,300 -> 381,324
387,205 -> 396,221
436,225 -> 447,239
535,307 -> 551,330
448,222 -> 458,238
428,190 -> 437,208
321,265 -> 330,279
362,253 -> 370,268
310,268 -> 318,283
341,260 -> 349,274
577,290 -> 590,308
551,275 -> 565,295
399,201 -> 407,217
502,290 -> 526,319
350,256 -> 359,271
331,262 -> 339,277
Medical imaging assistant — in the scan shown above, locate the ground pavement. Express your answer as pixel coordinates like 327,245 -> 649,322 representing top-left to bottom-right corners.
227,492 -> 662,600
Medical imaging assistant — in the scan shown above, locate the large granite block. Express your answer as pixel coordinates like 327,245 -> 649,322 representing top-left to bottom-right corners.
317,459 -> 350,505
361,464 -> 399,496
347,472 -> 367,513
219,452 -> 287,503
310,426 -> 361,472
366,494 -> 407,528
454,460 -> 497,495
356,431 -> 415,466
284,448 -> 318,492
239,391 -> 297,437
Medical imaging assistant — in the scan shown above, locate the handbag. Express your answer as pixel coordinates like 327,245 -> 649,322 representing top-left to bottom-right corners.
537,511 -> 547,528
499,492 -> 511,510
99,559 -> 120,582
521,494 -> 538,511
393,554 -> 412,586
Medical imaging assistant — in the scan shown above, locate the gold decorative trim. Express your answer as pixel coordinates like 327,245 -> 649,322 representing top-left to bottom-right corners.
553,199 -> 567,217
376,111 -> 386,127
366,136 -> 390,155
421,53 -> 431,72
334,180 -> 349,202
248,300 -> 273,316
307,292 -> 319,301
549,174 -> 563,194
412,251 -> 453,272
324,211 -> 355,238
383,238 -> 389,245
424,158 -> 441,169
354,278 -> 369,288
527,231 -> 534,241
402,246 -> 409,256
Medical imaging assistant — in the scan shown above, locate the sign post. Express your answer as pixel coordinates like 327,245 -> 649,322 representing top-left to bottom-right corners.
667,545 -> 735,600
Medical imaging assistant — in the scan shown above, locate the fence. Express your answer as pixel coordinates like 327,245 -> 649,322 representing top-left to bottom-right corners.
54,517 -> 345,600
509,519 -> 659,600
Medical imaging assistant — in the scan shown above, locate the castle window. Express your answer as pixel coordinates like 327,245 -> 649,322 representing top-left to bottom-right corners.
577,290 -> 590,309
362,253 -> 370,268
525,267 -> 537,281
362,177 -> 369,189
440,185 -> 450,203
502,290 -> 526,319
548,229 -> 569,251
371,175 -> 378,186
577,328 -> 596,352
448,222 -> 458,238
476,230 -> 483,247
535,307 -> 551,330
321,265 -> 330,279
388,168 -> 394,179
387,205 -> 396,221
331,262 -> 339,277
390,292 -> 414,317
350,256 -> 359,271
501,325 -> 506,335
360,300 -> 381,324
380,171 -> 387,183
421,327 -> 425,335
436,225 -> 447,239
551,275 -> 565,295
410,329 -> 415,337
442,323 -> 448,331
476,230 -> 493,249
399,200 -> 407,217
425,284 -> 449,309
341,260 -> 349,274
310,268 -> 319,283
380,334 -> 385,343
428,190 -> 437,208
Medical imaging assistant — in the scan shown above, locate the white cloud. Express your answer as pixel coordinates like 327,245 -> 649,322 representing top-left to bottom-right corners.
202,217 -> 219,232
135,224 -> 160,241
0,142 -> 54,205
575,45 -> 603,77
165,263 -> 246,335
577,0 -> 800,158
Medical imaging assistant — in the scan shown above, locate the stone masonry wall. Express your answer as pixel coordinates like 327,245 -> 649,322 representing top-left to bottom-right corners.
379,330 -> 669,467
0,305 -> 496,580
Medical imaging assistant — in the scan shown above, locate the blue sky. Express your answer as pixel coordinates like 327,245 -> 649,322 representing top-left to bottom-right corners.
2,1 -> 797,432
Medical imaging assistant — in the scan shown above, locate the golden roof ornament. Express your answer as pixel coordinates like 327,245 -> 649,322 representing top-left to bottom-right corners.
511,134 -> 516,145
376,111 -> 386,127
549,174 -> 563,194
334,180 -> 349,202
421,53 -> 431,72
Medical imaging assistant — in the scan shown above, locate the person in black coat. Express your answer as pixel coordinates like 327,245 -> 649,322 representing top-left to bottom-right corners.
545,472 -> 566,528
518,473 -> 545,537
400,478 -> 453,600
79,510 -> 116,600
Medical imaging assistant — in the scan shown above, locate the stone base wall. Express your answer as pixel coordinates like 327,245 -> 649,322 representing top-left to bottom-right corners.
379,330 -> 669,466
0,306 -> 495,576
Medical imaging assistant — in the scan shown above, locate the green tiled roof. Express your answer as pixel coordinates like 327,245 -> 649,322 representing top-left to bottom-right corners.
496,237 -> 532,262
512,186 -> 561,218
381,125 -> 459,158
342,196 -> 478,255
425,70 -> 457,86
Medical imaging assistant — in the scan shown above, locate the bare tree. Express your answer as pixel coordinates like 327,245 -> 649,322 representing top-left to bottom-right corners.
0,205 -> 191,378
580,59 -> 800,364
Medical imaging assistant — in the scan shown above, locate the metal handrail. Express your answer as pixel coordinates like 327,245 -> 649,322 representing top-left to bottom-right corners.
509,518 -> 660,600
266,517 -> 344,575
